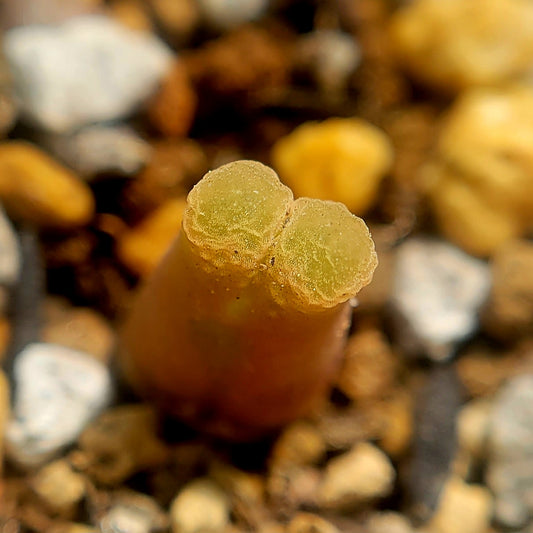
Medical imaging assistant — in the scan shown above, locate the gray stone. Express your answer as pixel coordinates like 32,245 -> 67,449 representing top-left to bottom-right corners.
198,0 -> 269,30
4,15 -> 172,133
487,374 -> 533,529
406,366 -> 462,521
296,30 -> 361,95
391,237 -> 490,361
5,342 -> 111,467
0,205 -> 20,286
42,124 -> 152,179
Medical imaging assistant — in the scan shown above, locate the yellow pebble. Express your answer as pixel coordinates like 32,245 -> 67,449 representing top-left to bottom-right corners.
271,118 -> 393,215
423,85 -> 533,256
0,142 -> 94,229
117,196 -> 187,277
390,0 -> 533,92
428,477 -> 492,533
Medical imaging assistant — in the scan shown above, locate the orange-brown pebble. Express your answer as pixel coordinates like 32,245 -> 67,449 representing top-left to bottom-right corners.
0,317 -> 10,363
337,328 -> 398,402
117,196 -> 187,277
108,0 -> 153,33
43,298 -> 115,363
375,391 -> 413,458
121,139 -> 207,221
78,404 -> 170,485
456,347 -> 533,398
269,421 -> 326,469
0,142 -> 94,229
147,60 -> 197,137
287,513 -> 340,533
146,0 -> 200,43
185,25 -> 289,97
272,118 -> 393,215
482,240 -> 533,340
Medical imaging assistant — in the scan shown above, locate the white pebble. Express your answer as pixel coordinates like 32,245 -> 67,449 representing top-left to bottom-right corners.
392,237 -> 490,361
4,15 -> 172,133
6,343 -> 111,467
298,30 -> 361,94
100,494 -> 168,533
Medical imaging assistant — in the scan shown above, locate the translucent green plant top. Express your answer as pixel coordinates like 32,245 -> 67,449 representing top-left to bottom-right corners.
269,197 -> 378,309
183,160 -> 377,311
184,160 -> 293,270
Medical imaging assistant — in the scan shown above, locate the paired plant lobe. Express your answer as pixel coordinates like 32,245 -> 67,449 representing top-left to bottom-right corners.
184,160 -> 293,272
183,160 -> 377,311
270,197 -> 377,310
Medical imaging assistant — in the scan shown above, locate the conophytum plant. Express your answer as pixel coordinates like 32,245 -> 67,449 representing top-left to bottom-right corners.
120,160 -> 377,439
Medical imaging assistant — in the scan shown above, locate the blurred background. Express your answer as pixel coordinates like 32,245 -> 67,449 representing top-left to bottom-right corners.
0,1 -> 532,532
